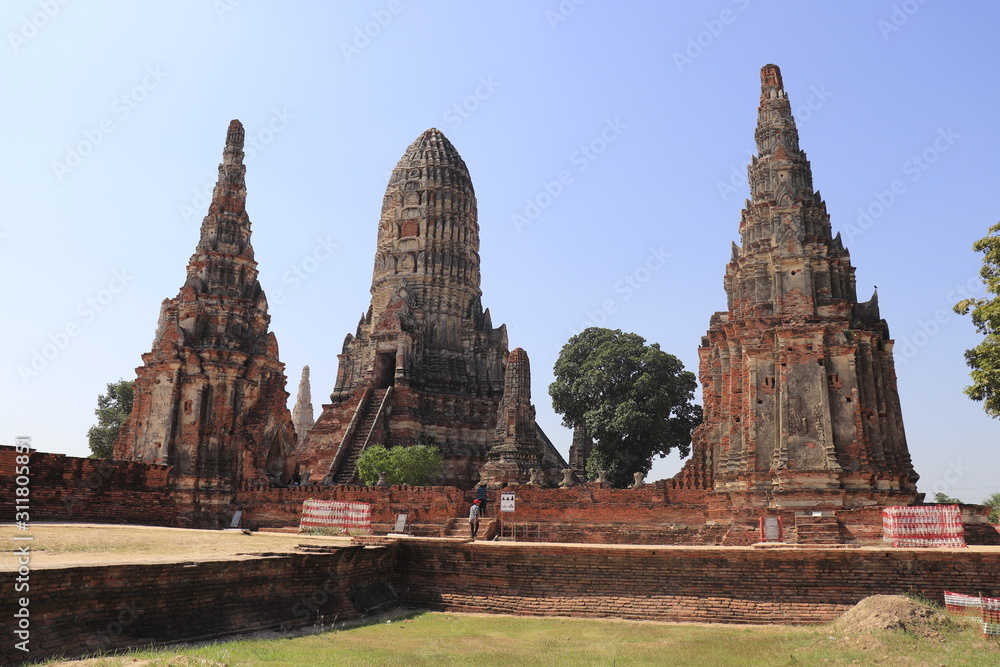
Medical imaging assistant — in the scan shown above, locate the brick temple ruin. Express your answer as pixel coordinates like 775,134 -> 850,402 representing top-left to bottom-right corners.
85,64 -> 981,540
297,128 -> 567,486
672,64 -> 921,511
113,120 -> 297,487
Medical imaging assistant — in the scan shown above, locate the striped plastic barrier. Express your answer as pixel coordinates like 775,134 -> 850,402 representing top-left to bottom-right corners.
881,505 -> 965,548
299,499 -> 372,534
944,591 -> 982,616
984,597 -> 1000,638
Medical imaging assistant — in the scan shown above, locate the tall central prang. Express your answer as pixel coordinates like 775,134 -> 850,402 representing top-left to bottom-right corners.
674,65 -> 920,509
300,129 -> 566,486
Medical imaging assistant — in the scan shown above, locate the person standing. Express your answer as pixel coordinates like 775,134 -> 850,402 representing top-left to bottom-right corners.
468,499 -> 482,539
475,483 -> 488,517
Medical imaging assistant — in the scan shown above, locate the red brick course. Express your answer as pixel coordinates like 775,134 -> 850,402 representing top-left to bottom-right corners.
4,539 -> 999,663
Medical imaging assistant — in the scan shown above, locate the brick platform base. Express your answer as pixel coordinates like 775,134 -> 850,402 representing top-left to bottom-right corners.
4,539 -> 999,664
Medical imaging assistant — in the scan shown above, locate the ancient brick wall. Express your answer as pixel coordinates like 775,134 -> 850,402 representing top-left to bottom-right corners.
0,546 -> 397,664
397,540 -> 1000,624
235,483 -> 467,533
0,446 -> 179,526
6,538 -> 999,663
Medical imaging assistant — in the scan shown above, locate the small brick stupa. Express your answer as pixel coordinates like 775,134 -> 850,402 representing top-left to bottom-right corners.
299,129 -> 566,486
113,120 -> 297,487
479,348 -> 566,488
673,66 -> 921,510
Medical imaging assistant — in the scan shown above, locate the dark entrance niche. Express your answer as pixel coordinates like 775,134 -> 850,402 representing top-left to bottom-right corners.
374,351 -> 396,389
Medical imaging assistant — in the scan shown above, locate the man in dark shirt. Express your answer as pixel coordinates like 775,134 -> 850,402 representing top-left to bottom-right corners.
475,483 -> 488,517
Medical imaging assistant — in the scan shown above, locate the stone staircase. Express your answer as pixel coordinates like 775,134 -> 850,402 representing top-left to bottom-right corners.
331,389 -> 388,484
444,517 -> 498,540
794,514 -> 842,545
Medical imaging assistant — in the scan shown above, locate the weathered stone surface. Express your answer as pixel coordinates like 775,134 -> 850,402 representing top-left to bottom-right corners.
299,129 -> 565,487
568,424 -> 592,481
673,66 -> 920,509
292,365 -> 314,444
113,120 -> 297,487
480,348 -> 564,487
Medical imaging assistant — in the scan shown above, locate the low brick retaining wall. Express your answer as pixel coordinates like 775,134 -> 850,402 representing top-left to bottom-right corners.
396,540 -> 1000,624
0,546 -> 397,665
3,539 -> 999,664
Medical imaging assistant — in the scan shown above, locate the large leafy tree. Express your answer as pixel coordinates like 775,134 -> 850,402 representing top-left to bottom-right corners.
356,444 -> 443,486
983,492 -> 1000,524
87,379 -> 134,458
549,328 -> 702,488
953,221 -> 1000,419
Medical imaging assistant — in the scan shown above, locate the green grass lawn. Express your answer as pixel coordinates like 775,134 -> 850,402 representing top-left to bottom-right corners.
48,611 -> 1000,667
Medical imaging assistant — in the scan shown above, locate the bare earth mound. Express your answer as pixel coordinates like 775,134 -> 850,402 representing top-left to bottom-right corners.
834,595 -> 952,638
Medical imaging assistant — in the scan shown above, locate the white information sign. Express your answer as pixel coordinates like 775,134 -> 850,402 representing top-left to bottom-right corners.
500,491 -> 516,513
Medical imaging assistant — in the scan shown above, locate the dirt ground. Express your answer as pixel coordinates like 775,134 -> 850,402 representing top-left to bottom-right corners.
0,523 -> 354,570
2,523 -> 998,571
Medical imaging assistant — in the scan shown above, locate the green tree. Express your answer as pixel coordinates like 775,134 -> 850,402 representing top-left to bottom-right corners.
356,444 -> 443,486
953,221 -> 1000,419
932,491 -> 962,504
549,328 -> 702,488
87,379 -> 134,459
983,492 -> 1000,524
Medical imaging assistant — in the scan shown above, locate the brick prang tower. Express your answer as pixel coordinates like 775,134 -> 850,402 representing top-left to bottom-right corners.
673,66 -> 920,509
300,129 -> 566,486
113,120 -> 298,488
292,365 -> 314,445
479,348 -> 566,488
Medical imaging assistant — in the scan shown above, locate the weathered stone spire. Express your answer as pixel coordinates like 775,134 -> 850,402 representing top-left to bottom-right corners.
329,127 -> 504,398
673,66 -> 919,509
568,424 -> 593,481
292,365 -> 314,444
728,64 -> 856,320
479,348 -> 545,488
370,128 -> 482,321
114,120 -> 297,487
299,129 -> 566,488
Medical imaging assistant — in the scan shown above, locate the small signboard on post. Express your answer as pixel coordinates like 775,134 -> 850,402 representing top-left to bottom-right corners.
498,491 -> 516,541
760,515 -> 783,542
500,491 -> 516,512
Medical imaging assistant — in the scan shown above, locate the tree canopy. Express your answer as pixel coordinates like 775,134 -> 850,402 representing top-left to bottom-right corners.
87,379 -> 134,458
549,327 -> 702,488
932,491 -> 962,505
983,492 -> 1000,524
953,221 -> 1000,419
355,444 -> 443,486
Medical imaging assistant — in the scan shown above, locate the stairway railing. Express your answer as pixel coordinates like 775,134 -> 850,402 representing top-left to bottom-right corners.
323,387 -> 371,484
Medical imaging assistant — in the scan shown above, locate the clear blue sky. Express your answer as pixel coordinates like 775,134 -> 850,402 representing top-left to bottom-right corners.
3,1 -> 997,503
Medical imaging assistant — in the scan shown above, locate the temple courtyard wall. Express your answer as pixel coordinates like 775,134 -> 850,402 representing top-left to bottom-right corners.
3,538 -> 1000,663
3,446 -> 997,546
